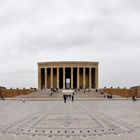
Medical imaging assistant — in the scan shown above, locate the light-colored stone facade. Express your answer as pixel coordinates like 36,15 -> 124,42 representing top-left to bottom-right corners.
38,61 -> 99,90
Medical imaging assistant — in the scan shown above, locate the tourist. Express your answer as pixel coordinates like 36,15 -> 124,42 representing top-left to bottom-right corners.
73,92 -> 74,96
84,88 -> 86,93
22,98 -> 25,103
1,95 -> 5,100
107,94 -> 109,98
132,95 -> 135,101
63,95 -> 65,103
65,95 -> 67,103
72,95 -> 74,102
63,95 -> 66,103
132,95 -> 137,101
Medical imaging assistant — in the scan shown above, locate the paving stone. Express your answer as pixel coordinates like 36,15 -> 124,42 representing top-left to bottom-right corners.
0,100 -> 140,139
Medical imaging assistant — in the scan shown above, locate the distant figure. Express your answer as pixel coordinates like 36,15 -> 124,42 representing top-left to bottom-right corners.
73,92 -> 74,96
63,95 -> 66,103
107,94 -> 112,99
132,96 -> 137,101
101,91 -> 104,94
22,98 -> 25,103
107,94 -> 109,98
84,89 -> 85,93
1,95 -> 5,100
132,95 -> 134,101
72,95 -> 74,102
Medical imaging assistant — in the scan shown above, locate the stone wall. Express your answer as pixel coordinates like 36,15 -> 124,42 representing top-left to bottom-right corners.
103,88 -> 140,98
0,88 -> 36,98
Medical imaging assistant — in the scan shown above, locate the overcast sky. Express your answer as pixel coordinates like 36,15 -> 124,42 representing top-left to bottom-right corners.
0,0 -> 140,88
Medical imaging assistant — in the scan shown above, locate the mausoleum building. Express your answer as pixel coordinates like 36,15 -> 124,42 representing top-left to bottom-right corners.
38,61 -> 99,90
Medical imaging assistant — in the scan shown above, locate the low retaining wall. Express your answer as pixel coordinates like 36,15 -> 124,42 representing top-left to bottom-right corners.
103,88 -> 140,98
0,88 -> 36,98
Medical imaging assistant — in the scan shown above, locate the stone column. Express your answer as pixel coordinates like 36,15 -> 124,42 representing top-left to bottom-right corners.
57,67 -> 59,89
83,67 -> 86,89
95,67 -> 98,89
71,67 -> 73,89
77,67 -> 79,89
51,68 -> 53,88
89,67 -> 92,89
63,67 -> 65,89
45,68 -> 47,89
38,67 -> 41,90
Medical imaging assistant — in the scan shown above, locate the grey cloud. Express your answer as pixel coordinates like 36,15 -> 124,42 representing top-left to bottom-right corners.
0,0 -> 140,88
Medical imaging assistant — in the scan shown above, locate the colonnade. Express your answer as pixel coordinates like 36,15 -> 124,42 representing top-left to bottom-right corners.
38,67 -> 98,90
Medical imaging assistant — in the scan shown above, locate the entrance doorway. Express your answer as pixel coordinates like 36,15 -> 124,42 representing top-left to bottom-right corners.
66,78 -> 70,89
65,68 -> 71,89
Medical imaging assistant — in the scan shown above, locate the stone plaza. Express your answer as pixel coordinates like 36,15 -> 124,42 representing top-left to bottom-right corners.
0,99 -> 140,140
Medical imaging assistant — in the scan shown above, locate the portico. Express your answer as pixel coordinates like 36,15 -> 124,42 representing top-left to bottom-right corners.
38,61 -> 99,90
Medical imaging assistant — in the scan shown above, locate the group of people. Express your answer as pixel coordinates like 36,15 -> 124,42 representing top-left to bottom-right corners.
63,92 -> 74,103
107,94 -> 112,99
74,88 -> 91,93
51,88 -> 58,93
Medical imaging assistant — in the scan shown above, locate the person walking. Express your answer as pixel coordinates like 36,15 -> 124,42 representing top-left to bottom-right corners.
63,95 -> 66,103
72,95 -> 74,102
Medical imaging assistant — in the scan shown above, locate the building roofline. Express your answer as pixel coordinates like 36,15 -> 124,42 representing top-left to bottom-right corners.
38,61 -> 99,65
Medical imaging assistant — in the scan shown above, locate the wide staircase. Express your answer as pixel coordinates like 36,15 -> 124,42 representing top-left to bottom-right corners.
17,89 -> 121,99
